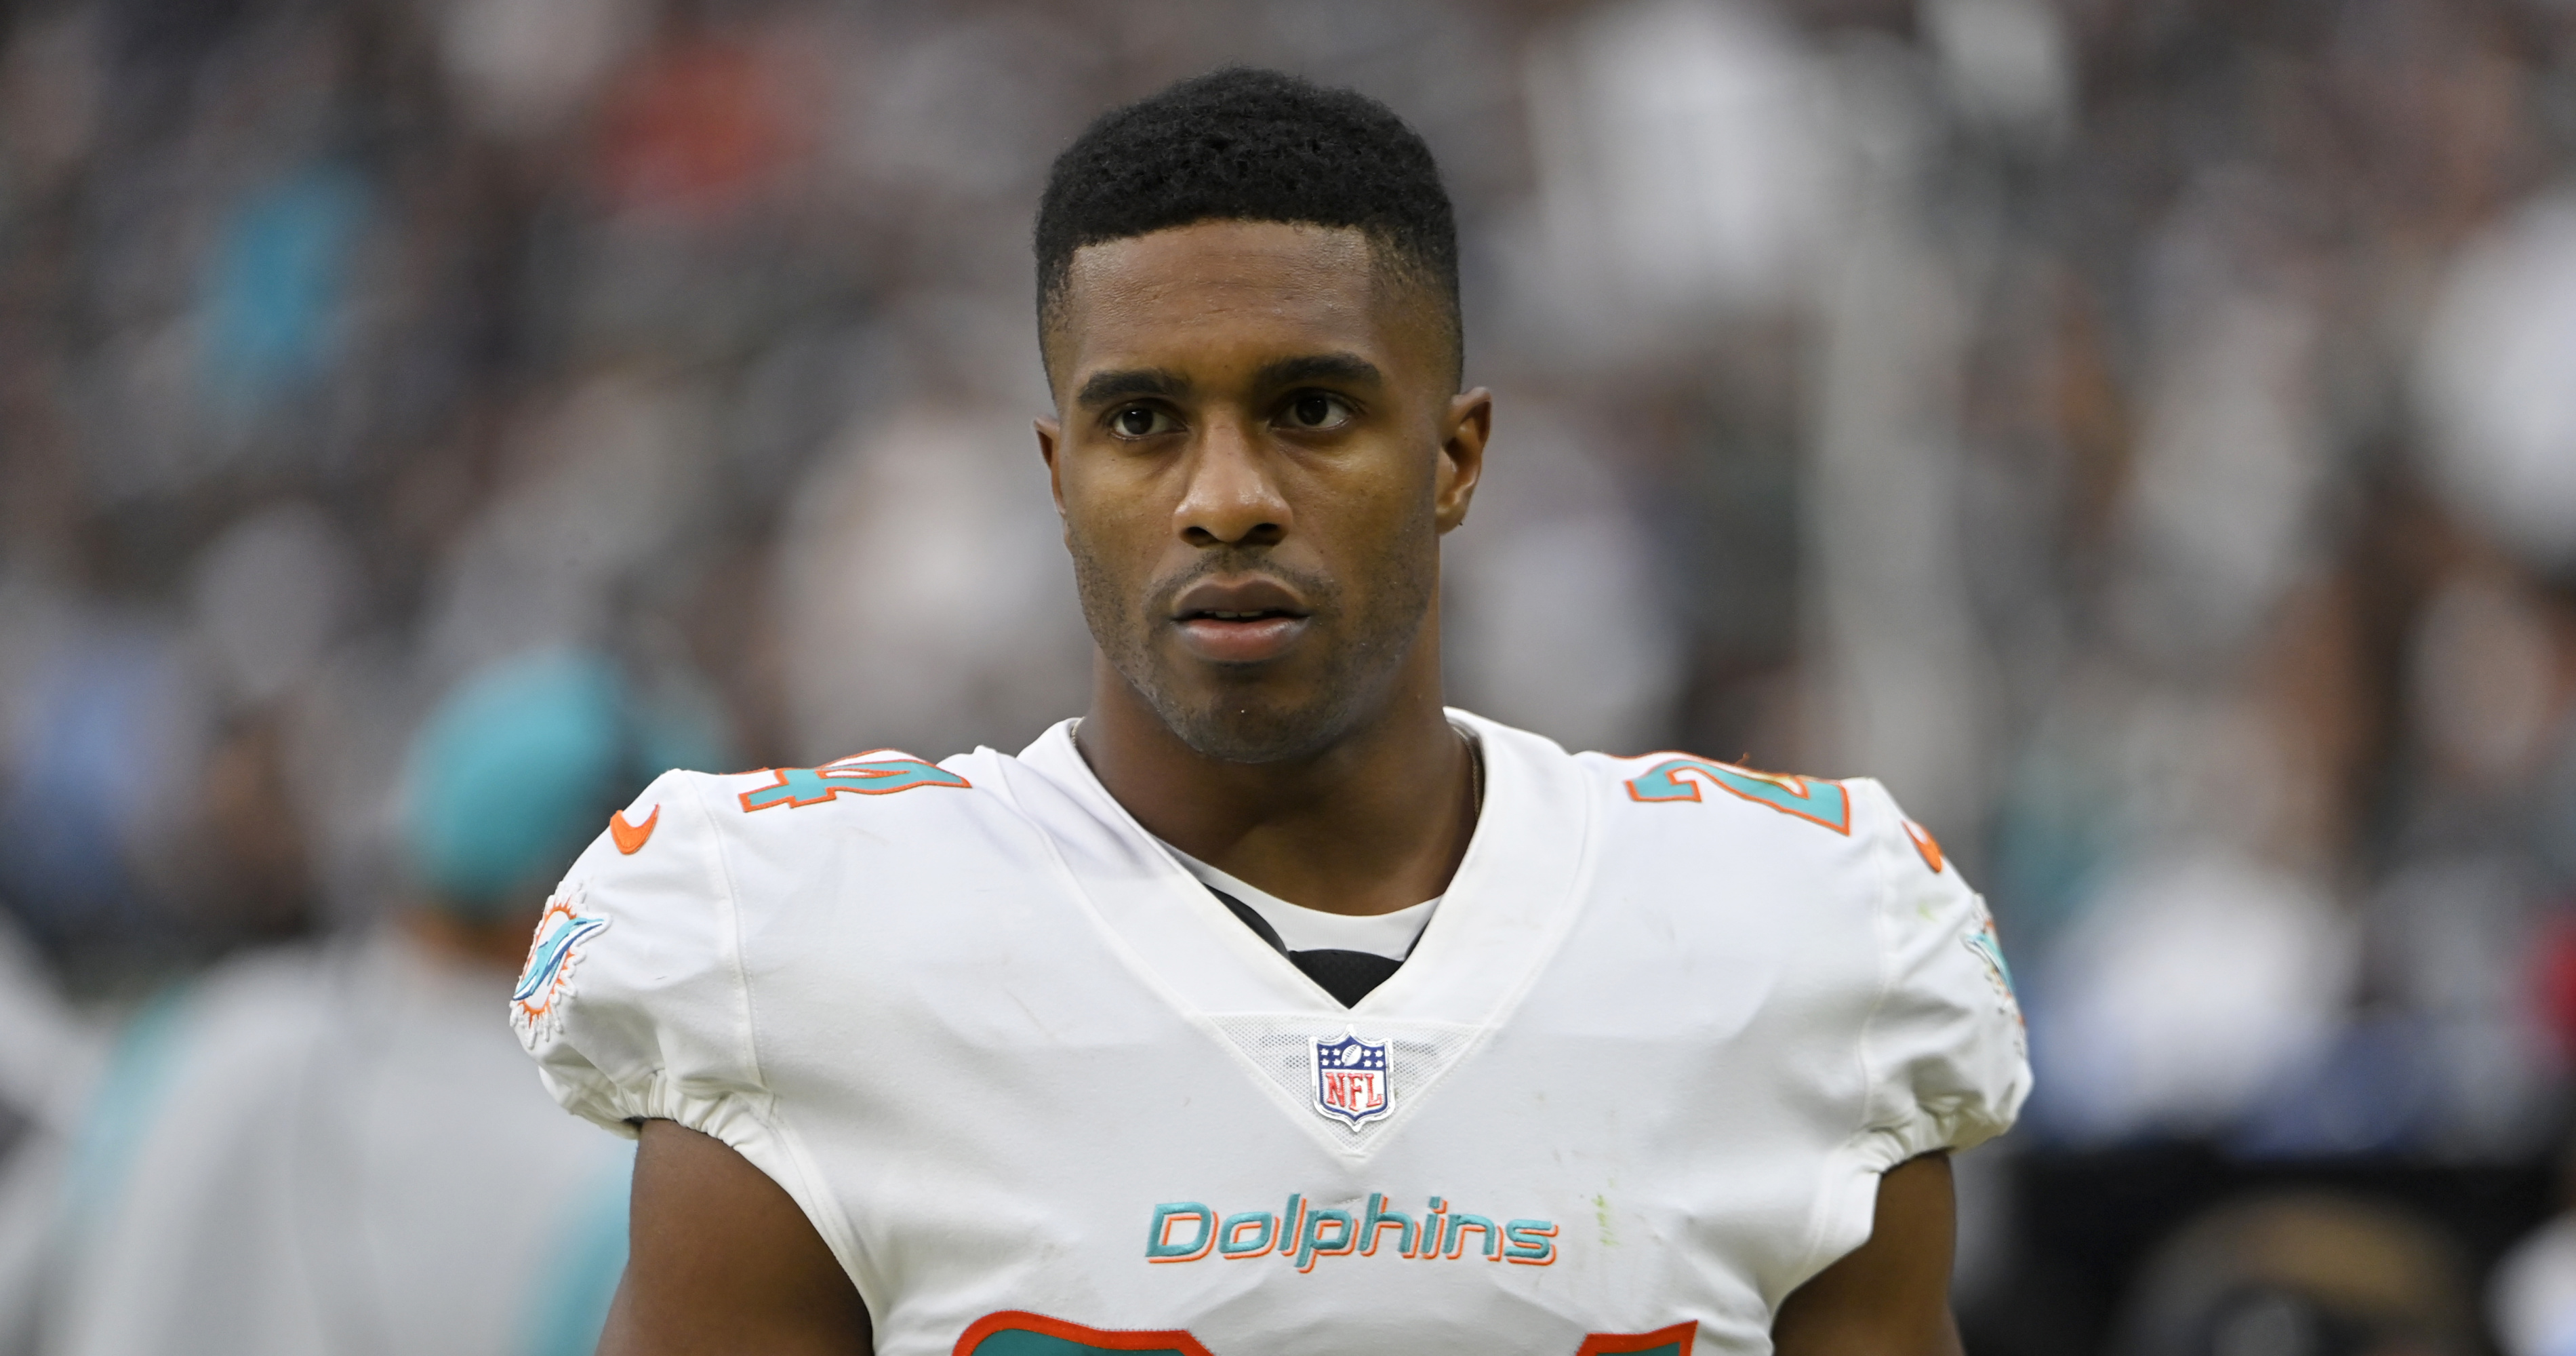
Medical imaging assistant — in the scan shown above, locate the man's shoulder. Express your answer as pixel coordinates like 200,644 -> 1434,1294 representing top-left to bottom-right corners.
532,749 -> 1039,970
1440,711 -> 1907,868
709,749 -> 999,824
1442,713 -> 1925,917
630,747 -> 1028,860
1565,746 -> 1901,848
1553,744 -> 1939,911
514,746 -> 1044,1084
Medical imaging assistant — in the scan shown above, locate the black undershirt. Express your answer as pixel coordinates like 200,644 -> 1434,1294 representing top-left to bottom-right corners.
1207,888 -> 1405,1008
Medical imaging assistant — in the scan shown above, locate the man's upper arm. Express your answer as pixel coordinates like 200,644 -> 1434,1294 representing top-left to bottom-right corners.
599,1119 -> 872,1356
1770,1152 -> 1965,1356
508,774 -> 861,1352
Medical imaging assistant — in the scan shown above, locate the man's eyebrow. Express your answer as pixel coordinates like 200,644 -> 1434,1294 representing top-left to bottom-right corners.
1253,353 -> 1383,390
1074,368 -> 1188,408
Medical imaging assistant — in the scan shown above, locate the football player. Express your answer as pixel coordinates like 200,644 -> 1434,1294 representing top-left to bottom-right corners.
518,68 -> 2028,1356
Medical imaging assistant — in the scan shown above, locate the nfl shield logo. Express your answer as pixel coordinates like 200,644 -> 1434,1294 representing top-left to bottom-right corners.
1310,1033 -> 1392,1128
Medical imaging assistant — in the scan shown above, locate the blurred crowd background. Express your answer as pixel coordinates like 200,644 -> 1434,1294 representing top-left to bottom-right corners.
2,0 -> 2575,1352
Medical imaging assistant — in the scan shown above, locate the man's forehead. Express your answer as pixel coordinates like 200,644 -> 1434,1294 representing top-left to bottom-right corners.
1051,221 -> 1395,376
1066,220 -> 1380,303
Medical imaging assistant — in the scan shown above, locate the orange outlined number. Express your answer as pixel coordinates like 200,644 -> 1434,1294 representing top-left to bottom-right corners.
954,1314 -> 1697,1355
738,750 -> 969,812
1624,755 -> 1851,835
954,1312 -> 1213,1356
1577,1322 -> 1699,1356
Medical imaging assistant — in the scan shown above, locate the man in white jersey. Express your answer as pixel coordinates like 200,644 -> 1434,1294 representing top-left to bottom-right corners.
517,68 -> 2029,1355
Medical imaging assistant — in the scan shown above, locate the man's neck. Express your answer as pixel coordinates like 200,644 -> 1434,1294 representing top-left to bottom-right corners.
1073,652 -> 1478,919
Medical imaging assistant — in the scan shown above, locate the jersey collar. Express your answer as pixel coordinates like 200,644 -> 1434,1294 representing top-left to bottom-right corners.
999,709 -> 1596,1030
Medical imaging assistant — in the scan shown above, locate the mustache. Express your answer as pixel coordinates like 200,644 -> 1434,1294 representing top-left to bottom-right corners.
1151,548 -> 1335,613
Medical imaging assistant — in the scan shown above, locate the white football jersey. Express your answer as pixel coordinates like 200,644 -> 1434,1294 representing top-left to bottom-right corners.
517,710 -> 2028,1356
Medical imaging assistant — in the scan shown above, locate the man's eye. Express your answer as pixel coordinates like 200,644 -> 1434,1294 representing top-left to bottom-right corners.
1284,393 -> 1350,430
1112,406 -> 1171,437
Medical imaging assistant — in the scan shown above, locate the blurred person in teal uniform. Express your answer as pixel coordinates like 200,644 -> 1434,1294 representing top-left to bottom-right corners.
42,650 -> 720,1356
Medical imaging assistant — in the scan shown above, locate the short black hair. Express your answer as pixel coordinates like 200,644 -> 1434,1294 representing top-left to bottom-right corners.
1034,67 -> 1461,385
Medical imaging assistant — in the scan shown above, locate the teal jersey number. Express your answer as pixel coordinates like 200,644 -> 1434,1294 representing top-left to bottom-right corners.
1624,756 -> 1850,835
738,753 -> 969,812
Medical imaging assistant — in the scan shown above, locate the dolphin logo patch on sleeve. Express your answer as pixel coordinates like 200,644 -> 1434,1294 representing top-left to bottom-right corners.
512,885 -> 611,1043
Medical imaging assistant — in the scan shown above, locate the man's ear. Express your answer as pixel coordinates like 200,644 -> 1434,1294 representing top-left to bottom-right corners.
1434,387 -> 1492,534
1035,417 -> 1068,525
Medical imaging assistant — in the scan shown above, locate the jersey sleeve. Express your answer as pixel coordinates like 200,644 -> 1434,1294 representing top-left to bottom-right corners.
511,770 -> 767,1145
1849,778 -> 2030,1163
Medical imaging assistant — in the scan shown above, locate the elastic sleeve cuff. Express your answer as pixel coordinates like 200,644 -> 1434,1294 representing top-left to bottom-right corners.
536,1064 -> 774,1149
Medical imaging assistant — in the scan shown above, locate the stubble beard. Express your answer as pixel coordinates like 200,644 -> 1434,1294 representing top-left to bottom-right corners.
1068,527 -> 1438,765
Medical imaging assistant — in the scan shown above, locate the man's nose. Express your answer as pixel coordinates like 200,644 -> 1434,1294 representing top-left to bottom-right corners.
1175,416 -> 1289,548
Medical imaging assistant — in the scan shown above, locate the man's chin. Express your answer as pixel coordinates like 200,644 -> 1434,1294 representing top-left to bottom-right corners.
1148,682 -> 1358,765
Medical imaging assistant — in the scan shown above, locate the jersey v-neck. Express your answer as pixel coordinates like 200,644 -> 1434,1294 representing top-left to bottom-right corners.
1152,841 -> 1440,962
997,711 -> 1594,1031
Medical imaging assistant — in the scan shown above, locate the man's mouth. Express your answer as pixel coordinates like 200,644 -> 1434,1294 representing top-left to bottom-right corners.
1169,579 -> 1314,664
